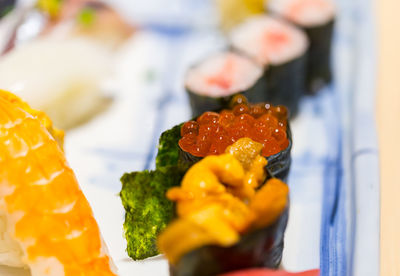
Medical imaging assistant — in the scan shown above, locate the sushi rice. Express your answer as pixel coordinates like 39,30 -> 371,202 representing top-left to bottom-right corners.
185,51 -> 268,116
185,52 -> 264,97
0,212 -> 25,268
230,15 -> 308,66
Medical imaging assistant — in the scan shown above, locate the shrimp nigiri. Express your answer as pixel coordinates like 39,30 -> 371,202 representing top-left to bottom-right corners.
0,89 -> 117,275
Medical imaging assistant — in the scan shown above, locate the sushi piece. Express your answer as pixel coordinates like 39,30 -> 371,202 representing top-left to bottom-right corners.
178,96 -> 292,181
267,0 -> 336,93
3,0 -> 133,56
230,15 -> 308,117
0,37 -> 112,129
40,0 -> 134,49
0,0 -> 135,129
120,100 -> 291,261
185,51 -> 267,117
158,138 -> 289,276
0,89 -> 117,275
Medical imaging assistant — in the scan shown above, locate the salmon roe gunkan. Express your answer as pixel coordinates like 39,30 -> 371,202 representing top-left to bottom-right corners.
179,95 -> 289,157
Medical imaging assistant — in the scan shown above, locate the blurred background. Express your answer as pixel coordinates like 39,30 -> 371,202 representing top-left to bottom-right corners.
0,0 -> 398,275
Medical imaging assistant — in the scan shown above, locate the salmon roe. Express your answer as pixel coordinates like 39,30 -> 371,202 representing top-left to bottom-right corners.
179,95 -> 289,157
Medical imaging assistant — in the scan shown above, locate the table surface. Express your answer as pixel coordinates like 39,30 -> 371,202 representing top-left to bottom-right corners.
377,0 -> 400,275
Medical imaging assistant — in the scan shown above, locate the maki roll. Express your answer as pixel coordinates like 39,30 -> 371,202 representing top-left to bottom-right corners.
230,15 -> 308,117
185,52 -> 267,117
179,96 -> 292,181
158,138 -> 290,276
267,0 -> 336,93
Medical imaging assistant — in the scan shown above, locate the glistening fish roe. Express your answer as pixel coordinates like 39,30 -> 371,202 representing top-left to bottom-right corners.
179,96 -> 289,157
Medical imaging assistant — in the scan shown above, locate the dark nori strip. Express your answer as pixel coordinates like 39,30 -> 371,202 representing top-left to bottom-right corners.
265,55 -> 307,118
178,146 -> 202,169
178,122 -> 292,182
303,20 -> 335,94
156,123 -> 184,169
169,207 -> 289,276
186,71 -> 268,118
265,124 -> 292,182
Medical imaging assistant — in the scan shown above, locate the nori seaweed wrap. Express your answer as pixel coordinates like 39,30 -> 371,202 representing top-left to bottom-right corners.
185,51 -> 268,117
265,56 -> 306,117
158,141 -> 290,276
302,20 -> 334,93
268,0 -> 336,94
121,100 -> 292,262
230,15 -> 308,118
169,208 -> 289,276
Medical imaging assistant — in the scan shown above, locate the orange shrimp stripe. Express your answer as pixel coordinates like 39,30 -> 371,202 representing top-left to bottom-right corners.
0,90 -> 116,275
